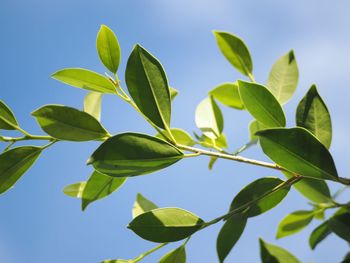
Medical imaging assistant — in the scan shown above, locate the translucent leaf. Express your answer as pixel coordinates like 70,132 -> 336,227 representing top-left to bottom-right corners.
132,193 -> 158,218
209,82 -> 244,110
276,210 -> 314,239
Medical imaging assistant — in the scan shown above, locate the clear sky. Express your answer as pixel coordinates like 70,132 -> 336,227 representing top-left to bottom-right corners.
1,0 -> 350,262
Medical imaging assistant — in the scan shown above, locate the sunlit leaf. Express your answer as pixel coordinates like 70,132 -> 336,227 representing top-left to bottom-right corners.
259,239 -> 300,263
209,82 -> 244,110
63,182 -> 86,198
156,128 -> 195,146
84,92 -> 103,121
276,210 -> 314,239
159,245 -> 186,263
249,120 -> 267,141
132,193 -> 158,218
170,87 -> 179,101
0,100 -> 18,130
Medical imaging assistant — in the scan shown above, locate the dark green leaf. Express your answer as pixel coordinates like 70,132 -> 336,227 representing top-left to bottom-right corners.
88,133 -> 183,177
276,210 -> 314,239
213,31 -> 253,76
238,81 -> 286,127
52,68 -> 116,94
156,128 -> 195,146
125,44 -> 171,129
0,146 -> 41,194
84,92 -> 103,121
216,214 -> 247,263
63,182 -> 86,198
128,208 -> 204,243
0,100 -> 18,130
329,212 -> 350,242
257,127 -> 338,181
96,25 -> 121,74
259,238 -> 300,263
230,177 -> 289,217
296,85 -> 332,149
309,221 -> 331,250
132,193 -> 158,218
32,105 -> 108,141
209,82 -> 244,110
159,246 -> 186,263
267,50 -> 299,104
170,87 -> 179,101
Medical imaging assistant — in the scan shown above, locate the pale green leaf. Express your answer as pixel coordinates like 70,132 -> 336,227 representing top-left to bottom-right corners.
276,210 -> 314,239
249,120 -> 267,141
170,87 -> 179,101
84,92 -> 103,121
209,82 -> 244,110
132,193 -> 158,218
156,128 -> 195,146
159,246 -> 186,263
63,182 -> 86,198
259,239 -> 300,263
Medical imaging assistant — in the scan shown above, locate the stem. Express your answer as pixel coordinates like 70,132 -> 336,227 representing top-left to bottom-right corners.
41,140 -> 58,150
232,139 -> 258,156
248,72 -> 256,82
133,243 -> 168,263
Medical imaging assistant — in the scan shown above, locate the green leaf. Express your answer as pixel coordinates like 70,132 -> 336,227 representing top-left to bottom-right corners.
267,50 -> 299,104
170,87 -> 179,101
128,208 -> 204,243
213,31 -> 253,76
259,238 -> 300,263
249,120 -> 267,141
195,97 -> 224,139
159,246 -> 186,263
256,127 -> 338,181
96,25 -> 121,74
238,81 -> 286,127
32,105 -> 108,141
63,182 -> 86,198
52,68 -> 116,94
84,92 -> 103,121
88,133 -> 184,177
156,128 -> 195,146
0,100 -> 18,130
125,44 -> 171,129
276,210 -> 314,239
0,146 -> 41,194
132,193 -> 158,218
82,171 -> 126,211
296,85 -> 332,149
329,212 -> 350,242
209,82 -> 244,110
309,221 -> 331,250
216,214 -> 247,263
230,177 -> 289,217
342,252 -> 350,263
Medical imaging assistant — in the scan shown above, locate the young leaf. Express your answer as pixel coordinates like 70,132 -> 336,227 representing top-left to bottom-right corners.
132,193 -> 158,218
230,177 -> 289,218
170,87 -> 179,101
128,208 -> 204,243
209,82 -> 244,110
195,97 -> 224,139
0,146 -> 42,194
32,105 -> 108,141
156,128 -> 195,146
296,85 -> 332,149
329,212 -> 350,242
82,171 -> 126,211
256,127 -> 338,181
249,120 -> 267,140
238,81 -> 286,127
213,31 -> 253,76
84,92 -> 103,121
267,50 -> 299,104
216,214 -> 247,263
0,100 -> 18,130
309,221 -> 331,250
159,246 -> 186,263
88,133 -> 184,177
276,210 -> 314,239
63,182 -> 86,198
259,238 -> 300,263
125,44 -> 171,129
96,25 -> 121,74
52,68 -> 116,94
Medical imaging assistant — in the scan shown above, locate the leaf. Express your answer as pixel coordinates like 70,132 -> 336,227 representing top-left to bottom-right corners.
132,193 -> 158,218
32,105 -> 108,141
63,182 -> 86,198
276,210 -> 314,239
96,25 -> 121,74
170,87 -> 179,101
128,208 -> 204,243
249,120 -> 267,141
342,252 -> 350,263
259,238 -> 300,263
88,133 -> 184,177
101,260 -> 132,263
84,92 -> 103,121
125,44 -> 171,129
195,97 -> 223,139
267,50 -> 299,104
238,81 -> 286,127
309,221 -> 331,250
296,85 -> 332,149
213,31 -> 253,76
156,128 -> 195,146
230,177 -> 289,217
52,68 -> 116,94
82,171 -> 126,211
256,127 -> 338,181
329,212 -> 350,242
208,157 -> 218,170
209,82 -> 244,110
216,214 -> 247,263
0,146 -> 42,194
159,246 -> 186,263
0,100 -> 18,130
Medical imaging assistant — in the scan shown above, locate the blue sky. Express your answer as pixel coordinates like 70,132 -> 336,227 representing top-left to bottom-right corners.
1,0 -> 350,262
